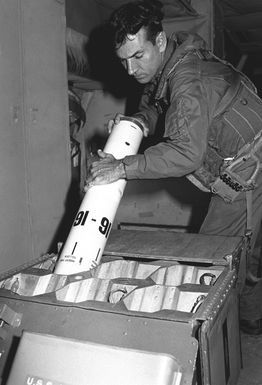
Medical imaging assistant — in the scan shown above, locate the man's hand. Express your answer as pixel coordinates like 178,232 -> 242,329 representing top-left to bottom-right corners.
84,150 -> 126,191
108,114 -> 149,137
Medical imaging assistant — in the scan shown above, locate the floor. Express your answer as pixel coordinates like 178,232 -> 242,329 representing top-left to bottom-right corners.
237,331 -> 262,385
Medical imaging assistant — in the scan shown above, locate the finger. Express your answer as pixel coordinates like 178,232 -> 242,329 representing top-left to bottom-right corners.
89,161 -> 109,175
114,113 -> 123,124
85,172 -> 106,188
108,114 -> 123,134
86,176 -> 107,186
90,166 -> 111,179
89,160 -> 108,174
108,119 -> 114,134
84,183 -> 92,192
144,127 -> 149,137
84,178 -> 94,191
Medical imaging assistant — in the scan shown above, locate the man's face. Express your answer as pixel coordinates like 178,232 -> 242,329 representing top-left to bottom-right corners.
116,27 -> 166,84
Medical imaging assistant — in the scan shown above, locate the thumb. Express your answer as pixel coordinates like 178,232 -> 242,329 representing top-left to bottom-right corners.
97,149 -> 107,159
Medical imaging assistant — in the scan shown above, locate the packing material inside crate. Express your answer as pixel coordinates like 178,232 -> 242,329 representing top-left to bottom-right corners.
0,258 -> 223,314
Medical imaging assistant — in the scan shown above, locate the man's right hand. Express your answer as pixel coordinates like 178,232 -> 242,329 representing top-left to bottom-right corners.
107,114 -> 149,137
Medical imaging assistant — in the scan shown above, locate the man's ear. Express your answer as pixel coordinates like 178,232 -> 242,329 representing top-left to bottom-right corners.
156,31 -> 167,53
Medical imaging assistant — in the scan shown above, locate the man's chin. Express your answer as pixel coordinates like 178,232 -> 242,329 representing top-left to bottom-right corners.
135,76 -> 150,84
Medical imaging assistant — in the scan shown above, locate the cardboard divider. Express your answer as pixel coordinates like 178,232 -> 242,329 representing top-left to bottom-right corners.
122,284 -> 209,313
0,258 -> 223,313
149,264 -> 223,286
93,259 -> 161,279
0,272 -> 67,296
55,277 -> 143,303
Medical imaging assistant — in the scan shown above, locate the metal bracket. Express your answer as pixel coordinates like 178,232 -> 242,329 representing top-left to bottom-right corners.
223,254 -> 233,270
0,304 -> 22,328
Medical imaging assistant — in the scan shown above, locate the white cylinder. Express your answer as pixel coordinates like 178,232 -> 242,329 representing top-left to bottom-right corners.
54,117 -> 143,275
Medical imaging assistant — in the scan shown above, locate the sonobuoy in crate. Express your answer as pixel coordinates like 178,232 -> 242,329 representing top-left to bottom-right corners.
54,117 -> 143,275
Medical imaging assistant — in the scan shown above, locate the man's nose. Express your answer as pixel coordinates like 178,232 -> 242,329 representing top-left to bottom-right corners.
127,59 -> 136,75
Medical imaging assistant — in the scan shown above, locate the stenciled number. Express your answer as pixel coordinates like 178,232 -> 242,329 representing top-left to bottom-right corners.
99,217 -> 112,238
73,212 -> 112,238
73,210 -> 89,226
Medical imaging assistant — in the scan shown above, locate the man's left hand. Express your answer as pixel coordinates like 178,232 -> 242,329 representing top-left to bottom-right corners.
84,150 -> 126,191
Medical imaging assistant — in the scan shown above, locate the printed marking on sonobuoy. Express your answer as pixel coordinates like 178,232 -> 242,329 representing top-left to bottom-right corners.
72,242 -> 78,255
95,248 -> 101,261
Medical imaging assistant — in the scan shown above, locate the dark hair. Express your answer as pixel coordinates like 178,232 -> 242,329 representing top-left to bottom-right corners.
109,0 -> 164,49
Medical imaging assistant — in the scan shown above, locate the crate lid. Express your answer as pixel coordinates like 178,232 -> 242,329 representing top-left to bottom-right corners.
104,230 -> 243,265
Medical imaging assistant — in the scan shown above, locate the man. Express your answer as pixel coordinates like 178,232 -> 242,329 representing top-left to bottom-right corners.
86,0 -> 262,334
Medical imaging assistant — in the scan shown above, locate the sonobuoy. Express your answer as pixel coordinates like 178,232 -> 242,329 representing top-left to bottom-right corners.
54,117 -> 143,275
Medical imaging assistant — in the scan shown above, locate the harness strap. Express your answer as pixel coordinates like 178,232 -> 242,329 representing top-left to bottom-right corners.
244,191 -> 253,283
245,190 -> 262,284
246,190 -> 253,237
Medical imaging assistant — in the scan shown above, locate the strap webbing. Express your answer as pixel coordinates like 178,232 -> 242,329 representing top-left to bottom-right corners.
246,190 -> 253,235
